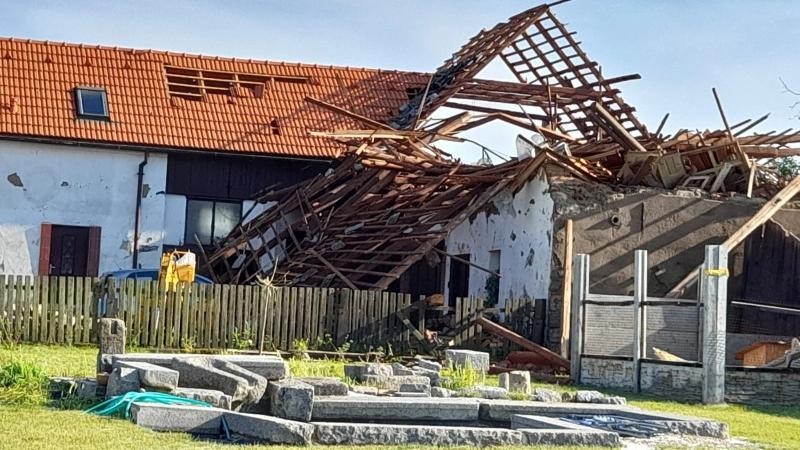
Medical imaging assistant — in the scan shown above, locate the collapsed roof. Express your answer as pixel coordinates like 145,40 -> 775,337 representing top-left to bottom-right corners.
200,1 -> 800,287
200,133 -> 607,287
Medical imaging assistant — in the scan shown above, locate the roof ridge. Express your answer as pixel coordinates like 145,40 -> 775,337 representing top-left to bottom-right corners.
0,36 -> 427,76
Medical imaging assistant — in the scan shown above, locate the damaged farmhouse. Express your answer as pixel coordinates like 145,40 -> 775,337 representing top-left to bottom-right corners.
2,1 -> 800,448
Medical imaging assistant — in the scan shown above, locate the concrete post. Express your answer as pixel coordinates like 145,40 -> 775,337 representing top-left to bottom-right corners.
632,250 -> 647,393
701,244 -> 728,404
570,253 -> 590,383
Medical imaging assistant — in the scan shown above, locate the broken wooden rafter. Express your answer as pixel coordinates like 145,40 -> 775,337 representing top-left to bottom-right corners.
476,316 -> 569,370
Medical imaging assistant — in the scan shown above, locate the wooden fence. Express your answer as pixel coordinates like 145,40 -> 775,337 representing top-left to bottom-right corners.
0,275 -> 539,354
0,275 -> 96,345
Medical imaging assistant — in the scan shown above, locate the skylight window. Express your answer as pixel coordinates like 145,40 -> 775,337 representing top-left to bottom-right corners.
74,88 -> 109,120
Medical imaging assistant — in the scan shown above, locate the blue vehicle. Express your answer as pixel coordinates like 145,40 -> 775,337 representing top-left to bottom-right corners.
100,269 -> 213,284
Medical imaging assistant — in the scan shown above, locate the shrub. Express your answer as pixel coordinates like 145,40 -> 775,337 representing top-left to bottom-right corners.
441,360 -> 484,391
0,360 -> 48,406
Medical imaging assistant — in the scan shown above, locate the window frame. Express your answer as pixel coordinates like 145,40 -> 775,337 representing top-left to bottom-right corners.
183,198 -> 242,246
74,87 -> 110,120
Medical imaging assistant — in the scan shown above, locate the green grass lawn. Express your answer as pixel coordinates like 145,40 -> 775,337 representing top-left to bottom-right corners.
1,344 -> 799,449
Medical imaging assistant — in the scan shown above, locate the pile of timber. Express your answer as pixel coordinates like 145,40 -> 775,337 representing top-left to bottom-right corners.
198,137 -> 604,288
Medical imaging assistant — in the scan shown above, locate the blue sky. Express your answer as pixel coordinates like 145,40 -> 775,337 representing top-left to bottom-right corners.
2,1 -> 799,161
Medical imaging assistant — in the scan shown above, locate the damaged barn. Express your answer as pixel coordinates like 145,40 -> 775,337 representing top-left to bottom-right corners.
198,1 -> 800,359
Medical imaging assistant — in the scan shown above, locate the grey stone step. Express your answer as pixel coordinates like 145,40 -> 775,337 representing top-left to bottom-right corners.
130,403 -> 225,435
112,353 -> 289,380
312,422 -> 524,446
312,397 -> 480,422
130,402 -> 313,444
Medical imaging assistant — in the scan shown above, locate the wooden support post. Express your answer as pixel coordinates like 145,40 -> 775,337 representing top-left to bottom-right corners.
701,245 -> 727,404
560,219 -> 574,359
570,253 -> 589,382
632,250 -> 647,393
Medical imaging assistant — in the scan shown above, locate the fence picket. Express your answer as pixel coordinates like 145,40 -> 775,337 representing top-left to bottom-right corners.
0,274 -> 523,352
273,287 -> 284,350
73,276 -> 83,342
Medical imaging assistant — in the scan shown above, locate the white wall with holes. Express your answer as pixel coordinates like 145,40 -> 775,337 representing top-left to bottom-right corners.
444,172 -> 554,307
0,140 -> 168,275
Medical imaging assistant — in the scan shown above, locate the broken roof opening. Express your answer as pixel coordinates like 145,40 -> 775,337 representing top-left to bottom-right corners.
164,64 -> 311,101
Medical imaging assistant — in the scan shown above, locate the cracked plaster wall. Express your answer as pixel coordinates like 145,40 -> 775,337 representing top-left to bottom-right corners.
0,140 -> 167,274
445,171 -> 554,308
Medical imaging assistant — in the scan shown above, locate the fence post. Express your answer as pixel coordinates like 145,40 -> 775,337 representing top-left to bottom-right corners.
632,250 -> 647,393
701,244 -> 728,404
570,253 -> 589,382
334,289 -> 350,346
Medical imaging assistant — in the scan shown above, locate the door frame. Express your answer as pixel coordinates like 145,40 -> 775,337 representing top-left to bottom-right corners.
38,223 -> 101,276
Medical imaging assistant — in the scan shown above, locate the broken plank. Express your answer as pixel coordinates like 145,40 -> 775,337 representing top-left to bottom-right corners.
476,316 -> 569,370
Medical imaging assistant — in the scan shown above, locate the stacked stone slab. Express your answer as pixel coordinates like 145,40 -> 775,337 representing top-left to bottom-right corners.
110,353 -> 289,380
297,377 -> 348,396
173,387 -> 233,409
106,367 -> 140,397
170,357 -> 267,409
131,403 -> 313,445
573,390 -> 626,405
499,371 -> 531,394
97,318 -> 126,373
531,388 -> 561,403
343,363 -> 392,383
268,379 -> 314,422
444,349 -> 490,373
117,361 -> 179,392
391,363 -> 414,376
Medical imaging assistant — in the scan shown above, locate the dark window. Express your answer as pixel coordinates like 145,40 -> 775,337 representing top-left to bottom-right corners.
185,199 -> 241,246
74,88 -> 109,119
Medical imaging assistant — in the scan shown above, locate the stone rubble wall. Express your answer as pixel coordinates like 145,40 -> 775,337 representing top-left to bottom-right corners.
581,356 -> 800,405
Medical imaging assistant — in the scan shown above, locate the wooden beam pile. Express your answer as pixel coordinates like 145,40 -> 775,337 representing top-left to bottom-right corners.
389,1 -> 800,198
199,139 -> 605,288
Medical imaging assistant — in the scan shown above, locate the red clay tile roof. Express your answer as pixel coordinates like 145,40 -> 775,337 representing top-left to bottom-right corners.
0,38 -> 429,159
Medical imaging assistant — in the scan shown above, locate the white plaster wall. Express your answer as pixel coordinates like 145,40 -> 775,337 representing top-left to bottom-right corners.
0,140 -> 167,274
444,172 -> 554,307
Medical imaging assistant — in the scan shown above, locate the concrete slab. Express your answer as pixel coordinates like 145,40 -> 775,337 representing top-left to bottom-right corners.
479,400 -> 728,438
268,379 -> 314,422
171,357 -> 267,409
224,411 -> 313,445
106,367 -> 140,398
393,392 -> 430,397
512,414 -> 620,447
131,402 -> 313,444
312,422 -> 525,446
117,361 -> 178,391
130,402 -> 224,435
343,363 -> 392,382
173,387 -> 232,410
444,349 -> 489,373
297,377 -> 348,396
112,353 -> 289,380
312,397 -> 480,422
478,399 -> 656,421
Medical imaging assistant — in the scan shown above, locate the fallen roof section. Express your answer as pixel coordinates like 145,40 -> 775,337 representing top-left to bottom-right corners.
199,138 -> 604,288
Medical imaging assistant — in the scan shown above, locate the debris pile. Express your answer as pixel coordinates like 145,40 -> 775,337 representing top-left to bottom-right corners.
199,134 -> 604,286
